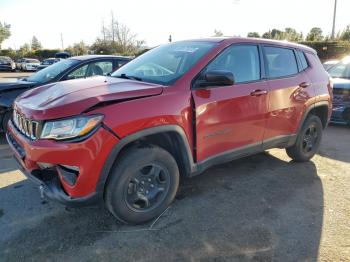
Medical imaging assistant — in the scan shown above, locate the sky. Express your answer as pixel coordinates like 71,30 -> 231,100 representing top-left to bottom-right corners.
0,0 -> 349,49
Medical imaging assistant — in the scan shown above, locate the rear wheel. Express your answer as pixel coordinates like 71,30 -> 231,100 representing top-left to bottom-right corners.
286,115 -> 323,162
105,145 -> 179,224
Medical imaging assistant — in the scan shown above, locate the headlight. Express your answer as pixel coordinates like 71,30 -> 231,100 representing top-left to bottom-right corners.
40,115 -> 103,140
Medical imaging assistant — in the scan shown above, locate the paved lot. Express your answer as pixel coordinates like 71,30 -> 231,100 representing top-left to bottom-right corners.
0,126 -> 349,261
0,72 -> 33,79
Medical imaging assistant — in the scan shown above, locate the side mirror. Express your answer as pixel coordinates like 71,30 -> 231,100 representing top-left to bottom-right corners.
198,70 -> 234,87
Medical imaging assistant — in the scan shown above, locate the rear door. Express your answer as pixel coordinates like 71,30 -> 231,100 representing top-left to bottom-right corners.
262,46 -> 314,145
192,44 -> 269,162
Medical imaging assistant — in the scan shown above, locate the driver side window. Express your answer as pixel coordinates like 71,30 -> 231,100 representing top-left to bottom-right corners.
206,45 -> 260,83
67,64 -> 88,80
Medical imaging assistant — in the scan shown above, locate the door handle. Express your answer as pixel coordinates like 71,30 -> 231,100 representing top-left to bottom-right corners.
299,82 -> 311,88
250,89 -> 268,96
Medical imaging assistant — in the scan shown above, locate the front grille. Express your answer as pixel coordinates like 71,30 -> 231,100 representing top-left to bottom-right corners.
12,110 -> 41,140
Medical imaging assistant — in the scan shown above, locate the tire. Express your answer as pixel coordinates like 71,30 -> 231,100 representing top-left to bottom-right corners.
286,115 -> 323,162
1,111 -> 11,132
105,145 -> 179,224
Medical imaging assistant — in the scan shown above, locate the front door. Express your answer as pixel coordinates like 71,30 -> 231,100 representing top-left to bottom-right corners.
192,44 -> 269,162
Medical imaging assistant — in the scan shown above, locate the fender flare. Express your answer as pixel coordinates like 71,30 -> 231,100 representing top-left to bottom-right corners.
297,101 -> 330,134
96,125 -> 195,194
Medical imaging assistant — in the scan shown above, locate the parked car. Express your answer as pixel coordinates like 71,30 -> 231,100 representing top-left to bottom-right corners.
36,58 -> 61,71
15,58 -> 25,71
0,55 -> 131,131
0,56 -> 16,71
21,58 -> 41,71
326,59 -> 350,124
55,51 -> 70,59
323,60 -> 339,70
6,38 -> 332,224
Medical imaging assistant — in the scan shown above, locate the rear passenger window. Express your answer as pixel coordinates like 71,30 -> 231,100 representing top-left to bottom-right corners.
264,46 -> 298,78
297,50 -> 309,71
206,45 -> 260,83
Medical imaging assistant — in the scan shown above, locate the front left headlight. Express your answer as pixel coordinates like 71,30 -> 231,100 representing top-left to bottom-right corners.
40,115 -> 103,140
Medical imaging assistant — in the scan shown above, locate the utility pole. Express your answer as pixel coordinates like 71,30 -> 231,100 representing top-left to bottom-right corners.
60,33 -> 64,50
168,35 -> 172,42
331,0 -> 338,39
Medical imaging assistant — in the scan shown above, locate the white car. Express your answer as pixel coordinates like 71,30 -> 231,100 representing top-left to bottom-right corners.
21,58 -> 40,71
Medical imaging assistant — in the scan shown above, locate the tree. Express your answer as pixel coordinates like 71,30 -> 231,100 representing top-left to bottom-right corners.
213,29 -> 223,37
31,36 -> 42,51
306,27 -> 324,41
247,32 -> 260,38
262,31 -> 272,39
0,22 -> 11,49
66,41 -> 88,56
284,28 -> 303,42
340,25 -> 350,41
91,12 -> 144,55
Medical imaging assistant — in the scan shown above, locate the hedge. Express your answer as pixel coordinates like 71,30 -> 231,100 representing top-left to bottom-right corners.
299,41 -> 350,61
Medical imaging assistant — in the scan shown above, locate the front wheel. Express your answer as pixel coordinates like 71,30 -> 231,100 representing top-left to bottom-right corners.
286,115 -> 323,162
105,145 -> 179,224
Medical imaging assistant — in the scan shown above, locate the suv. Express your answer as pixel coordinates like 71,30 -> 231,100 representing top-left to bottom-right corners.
7,38 -> 332,224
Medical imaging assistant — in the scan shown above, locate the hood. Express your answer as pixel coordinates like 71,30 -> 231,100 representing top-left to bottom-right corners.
15,76 -> 164,120
0,79 -> 37,92
332,78 -> 350,90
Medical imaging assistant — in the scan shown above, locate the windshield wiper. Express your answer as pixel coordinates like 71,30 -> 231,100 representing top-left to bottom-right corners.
115,73 -> 143,82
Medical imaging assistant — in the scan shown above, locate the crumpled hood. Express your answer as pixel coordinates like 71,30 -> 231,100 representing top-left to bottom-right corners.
15,76 -> 164,120
0,79 -> 37,92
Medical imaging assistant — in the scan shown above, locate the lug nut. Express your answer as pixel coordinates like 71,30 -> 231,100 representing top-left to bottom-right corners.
148,178 -> 151,182
146,190 -> 149,194
150,184 -> 154,188
141,181 -> 145,184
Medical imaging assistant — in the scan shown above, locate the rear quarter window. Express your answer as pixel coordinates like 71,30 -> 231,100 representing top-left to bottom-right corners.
297,50 -> 309,71
264,46 -> 298,78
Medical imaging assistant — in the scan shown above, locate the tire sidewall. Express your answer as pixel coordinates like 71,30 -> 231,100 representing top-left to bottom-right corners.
296,115 -> 323,160
106,146 -> 179,224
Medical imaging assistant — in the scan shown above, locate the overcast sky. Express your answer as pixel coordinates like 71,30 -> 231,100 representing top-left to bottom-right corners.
1,0 -> 349,49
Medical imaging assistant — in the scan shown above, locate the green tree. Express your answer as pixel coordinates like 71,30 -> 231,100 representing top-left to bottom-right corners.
262,31 -> 272,39
284,28 -> 303,42
340,25 -> 350,41
213,29 -> 223,37
247,32 -> 260,38
0,22 -> 11,49
31,36 -> 42,51
66,41 -> 88,56
306,27 -> 324,41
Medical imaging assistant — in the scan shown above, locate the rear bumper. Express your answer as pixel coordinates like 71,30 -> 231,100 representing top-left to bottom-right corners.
6,119 -> 120,205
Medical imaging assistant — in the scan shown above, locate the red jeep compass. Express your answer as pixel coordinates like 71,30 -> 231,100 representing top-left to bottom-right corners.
7,37 -> 332,224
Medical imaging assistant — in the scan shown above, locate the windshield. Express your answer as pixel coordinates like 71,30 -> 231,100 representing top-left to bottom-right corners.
26,59 -> 79,83
328,61 -> 350,79
111,41 -> 216,85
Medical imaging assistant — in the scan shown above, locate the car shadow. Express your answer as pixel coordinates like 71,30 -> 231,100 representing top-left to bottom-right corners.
318,125 -> 350,163
0,151 -> 323,261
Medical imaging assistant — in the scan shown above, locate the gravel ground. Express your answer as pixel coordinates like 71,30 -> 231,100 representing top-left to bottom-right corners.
0,125 -> 349,262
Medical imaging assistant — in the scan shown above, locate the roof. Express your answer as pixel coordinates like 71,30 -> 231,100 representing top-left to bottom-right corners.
70,55 -> 132,61
179,37 -> 316,54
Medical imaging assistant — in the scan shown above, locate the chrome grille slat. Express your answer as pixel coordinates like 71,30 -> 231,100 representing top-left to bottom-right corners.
12,110 -> 40,140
